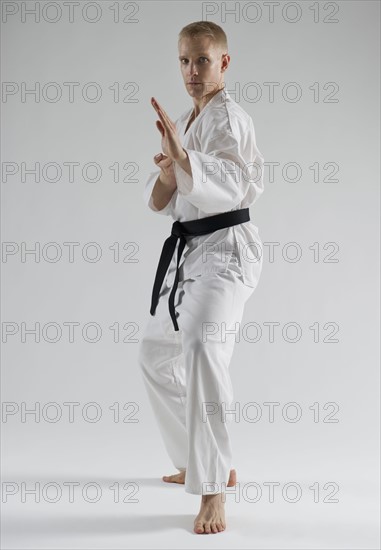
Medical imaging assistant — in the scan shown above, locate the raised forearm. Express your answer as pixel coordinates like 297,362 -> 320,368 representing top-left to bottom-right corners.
175,149 -> 192,176
151,173 -> 177,211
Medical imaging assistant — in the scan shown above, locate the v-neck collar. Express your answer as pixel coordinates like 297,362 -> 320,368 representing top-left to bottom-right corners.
183,87 -> 227,137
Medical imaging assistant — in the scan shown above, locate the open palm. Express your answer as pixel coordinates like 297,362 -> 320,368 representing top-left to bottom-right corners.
151,97 -> 185,162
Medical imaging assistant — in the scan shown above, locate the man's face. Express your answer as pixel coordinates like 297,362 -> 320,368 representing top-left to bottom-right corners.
178,35 -> 228,98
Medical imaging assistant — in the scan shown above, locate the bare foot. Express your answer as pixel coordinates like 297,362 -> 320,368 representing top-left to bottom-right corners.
162,468 -> 236,486
194,493 -> 226,534
162,470 -> 186,484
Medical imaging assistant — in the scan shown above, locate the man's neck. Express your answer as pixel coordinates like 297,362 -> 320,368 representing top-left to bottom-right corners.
192,84 -> 225,117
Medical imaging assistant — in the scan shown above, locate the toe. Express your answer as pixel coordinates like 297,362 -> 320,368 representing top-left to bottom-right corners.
163,475 -> 176,483
204,523 -> 211,534
194,522 -> 204,534
163,473 -> 184,484
211,522 -> 218,533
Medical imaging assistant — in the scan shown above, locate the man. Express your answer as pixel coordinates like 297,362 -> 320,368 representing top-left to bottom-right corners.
138,21 -> 264,534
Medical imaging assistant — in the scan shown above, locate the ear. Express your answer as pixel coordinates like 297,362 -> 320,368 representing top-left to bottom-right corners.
221,53 -> 230,70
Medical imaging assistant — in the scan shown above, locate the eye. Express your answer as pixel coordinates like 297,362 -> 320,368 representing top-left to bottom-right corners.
180,57 -> 209,64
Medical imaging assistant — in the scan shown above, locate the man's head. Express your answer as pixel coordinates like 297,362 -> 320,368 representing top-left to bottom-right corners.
178,21 -> 230,98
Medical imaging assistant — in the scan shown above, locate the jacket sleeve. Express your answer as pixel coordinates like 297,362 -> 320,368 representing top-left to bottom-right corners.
173,118 -> 264,213
142,169 -> 174,216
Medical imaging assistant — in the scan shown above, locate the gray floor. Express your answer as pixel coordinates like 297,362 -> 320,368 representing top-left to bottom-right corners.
2,471 -> 379,549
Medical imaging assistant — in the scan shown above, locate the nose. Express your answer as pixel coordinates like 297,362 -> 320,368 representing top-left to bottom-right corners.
189,63 -> 198,77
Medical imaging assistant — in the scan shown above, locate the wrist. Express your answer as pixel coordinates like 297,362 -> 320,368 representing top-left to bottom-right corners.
159,172 -> 176,189
174,149 -> 188,163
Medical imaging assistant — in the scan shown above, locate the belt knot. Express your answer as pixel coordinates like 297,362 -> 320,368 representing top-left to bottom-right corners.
171,220 -> 183,237
150,208 -> 251,332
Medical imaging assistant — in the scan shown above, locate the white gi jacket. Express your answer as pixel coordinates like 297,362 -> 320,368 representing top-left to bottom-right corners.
143,87 -> 264,288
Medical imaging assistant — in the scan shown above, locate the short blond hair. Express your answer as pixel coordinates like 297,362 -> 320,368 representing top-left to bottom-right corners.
178,21 -> 228,53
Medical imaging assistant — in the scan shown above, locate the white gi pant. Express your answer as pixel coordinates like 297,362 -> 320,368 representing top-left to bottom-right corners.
138,266 -> 256,495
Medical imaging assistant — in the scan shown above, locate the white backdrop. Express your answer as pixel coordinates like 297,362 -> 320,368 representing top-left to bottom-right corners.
1,1 -> 380,548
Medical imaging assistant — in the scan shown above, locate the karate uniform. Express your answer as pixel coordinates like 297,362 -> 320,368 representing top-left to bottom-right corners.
138,87 -> 264,495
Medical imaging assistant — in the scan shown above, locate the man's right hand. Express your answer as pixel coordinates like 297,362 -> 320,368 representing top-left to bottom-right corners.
153,153 -> 177,187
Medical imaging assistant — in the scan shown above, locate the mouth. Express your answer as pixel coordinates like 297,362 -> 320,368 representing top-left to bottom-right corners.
189,82 -> 202,85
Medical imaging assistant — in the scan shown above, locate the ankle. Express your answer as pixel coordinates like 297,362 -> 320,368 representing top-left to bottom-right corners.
202,493 -> 221,502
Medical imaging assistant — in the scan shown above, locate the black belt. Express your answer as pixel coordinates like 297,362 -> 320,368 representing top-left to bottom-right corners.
149,207 -> 250,331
